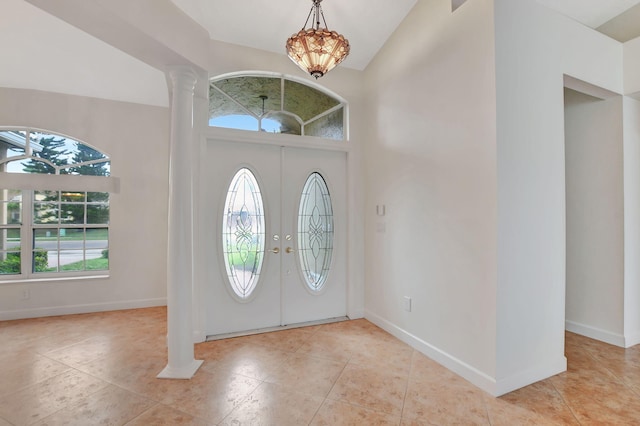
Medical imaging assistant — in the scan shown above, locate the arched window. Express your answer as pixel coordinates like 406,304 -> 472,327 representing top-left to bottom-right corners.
0,129 -> 111,278
209,73 -> 347,141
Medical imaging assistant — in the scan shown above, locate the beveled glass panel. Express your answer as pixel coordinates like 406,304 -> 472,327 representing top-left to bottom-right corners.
262,112 -> 301,135
212,77 -> 282,117
209,111 -> 259,131
284,80 -> 339,122
209,75 -> 345,140
305,108 -> 344,140
209,85 -> 255,130
297,172 -> 334,292
222,168 -> 266,300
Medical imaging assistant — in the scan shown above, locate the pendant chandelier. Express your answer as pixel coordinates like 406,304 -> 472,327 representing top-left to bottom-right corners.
285,0 -> 350,79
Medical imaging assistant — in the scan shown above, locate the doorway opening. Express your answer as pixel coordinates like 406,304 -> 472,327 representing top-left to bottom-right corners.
563,76 -> 625,347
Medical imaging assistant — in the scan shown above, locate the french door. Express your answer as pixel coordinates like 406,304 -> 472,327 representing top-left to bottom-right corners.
204,139 -> 347,336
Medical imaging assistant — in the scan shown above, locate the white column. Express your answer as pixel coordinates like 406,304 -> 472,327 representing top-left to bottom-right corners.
158,66 -> 203,379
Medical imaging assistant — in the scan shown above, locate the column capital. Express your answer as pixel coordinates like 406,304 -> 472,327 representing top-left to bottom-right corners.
166,66 -> 198,92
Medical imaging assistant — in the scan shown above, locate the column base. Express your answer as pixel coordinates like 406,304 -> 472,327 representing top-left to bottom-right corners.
157,359 -> 204,379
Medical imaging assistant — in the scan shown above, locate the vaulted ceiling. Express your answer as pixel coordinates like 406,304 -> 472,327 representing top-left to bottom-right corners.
169,0 -> 418,71
4,0 -> 640,109
537,0 -> 640,42
170,0 -> 640,72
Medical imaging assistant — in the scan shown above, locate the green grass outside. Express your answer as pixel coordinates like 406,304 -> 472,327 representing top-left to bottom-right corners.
28,228 -> 109,241
44,257 -> 109,272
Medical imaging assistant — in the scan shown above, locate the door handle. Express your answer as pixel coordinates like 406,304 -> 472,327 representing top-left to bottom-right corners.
268,247 -> 280,254
285,247 -> 294,254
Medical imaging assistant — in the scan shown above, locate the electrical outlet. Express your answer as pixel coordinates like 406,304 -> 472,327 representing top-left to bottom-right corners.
403,296 -> 411,312
21,289 -> 31,300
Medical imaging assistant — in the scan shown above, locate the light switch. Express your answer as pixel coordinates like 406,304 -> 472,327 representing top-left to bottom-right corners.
403,296 -> 411,312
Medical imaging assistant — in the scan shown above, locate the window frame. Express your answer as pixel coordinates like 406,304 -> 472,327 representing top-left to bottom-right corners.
0,127 -> 112,282
208,72 -> 349,141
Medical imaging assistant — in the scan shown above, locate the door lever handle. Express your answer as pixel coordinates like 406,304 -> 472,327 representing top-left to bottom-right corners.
268,247 -> 280,254
285,247 -> 294,254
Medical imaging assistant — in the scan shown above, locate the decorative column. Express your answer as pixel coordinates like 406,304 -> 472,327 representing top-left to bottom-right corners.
158,66 -> 203,379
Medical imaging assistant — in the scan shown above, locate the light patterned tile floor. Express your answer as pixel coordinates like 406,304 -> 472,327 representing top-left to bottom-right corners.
1,307 -> 640,425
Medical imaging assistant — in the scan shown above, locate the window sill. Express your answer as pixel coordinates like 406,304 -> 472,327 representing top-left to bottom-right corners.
0,274 -> 109,285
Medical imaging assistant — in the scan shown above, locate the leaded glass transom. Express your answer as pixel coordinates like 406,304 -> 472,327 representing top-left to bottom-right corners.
297,172 -> 334,292
222,168 -> 266,299
209,74 -> 345,140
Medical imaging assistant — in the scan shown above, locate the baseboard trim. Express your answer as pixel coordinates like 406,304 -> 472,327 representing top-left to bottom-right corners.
0,298 -> 167,321
565,320 -> 625,347
495,356 -> 566,396
364,310 -> 499,394
366,310 -> 567,396
157,359 -> 204,380
624,332 -> 640,348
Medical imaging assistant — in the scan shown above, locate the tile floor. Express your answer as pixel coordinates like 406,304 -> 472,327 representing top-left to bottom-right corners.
1,307 -> 640,425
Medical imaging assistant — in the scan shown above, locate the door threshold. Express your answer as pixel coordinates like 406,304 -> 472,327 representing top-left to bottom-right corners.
205,316 -> 349,341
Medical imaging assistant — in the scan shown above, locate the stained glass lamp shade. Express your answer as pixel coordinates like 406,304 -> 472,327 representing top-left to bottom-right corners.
286,0 -> 350,79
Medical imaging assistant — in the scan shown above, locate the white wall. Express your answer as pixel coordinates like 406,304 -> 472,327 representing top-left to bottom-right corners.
564,89 -> 624,345
624,96 -> 640,346
0,88 -> 170,319
623,39 -> 640,347
0,1 -> 172,319
624,38 -> 640,95
1,0 -> 168,107
494,0 -> 623,393
363,0 -> 499,392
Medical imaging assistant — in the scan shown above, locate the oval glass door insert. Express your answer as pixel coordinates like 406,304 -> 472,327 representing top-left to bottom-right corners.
222,168 -> 266,300
298,172 -> 334,292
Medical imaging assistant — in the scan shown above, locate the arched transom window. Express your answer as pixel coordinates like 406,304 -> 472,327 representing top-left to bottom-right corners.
209,73 -> 346,141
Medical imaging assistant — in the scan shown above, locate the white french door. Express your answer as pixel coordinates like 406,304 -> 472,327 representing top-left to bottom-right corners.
204,139 -> 346,336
